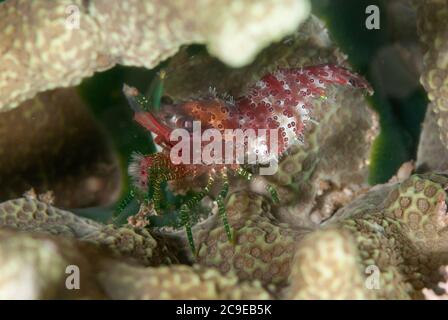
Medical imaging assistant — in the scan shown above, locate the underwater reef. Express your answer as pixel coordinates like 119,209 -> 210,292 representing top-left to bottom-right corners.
1,0 -> 448,300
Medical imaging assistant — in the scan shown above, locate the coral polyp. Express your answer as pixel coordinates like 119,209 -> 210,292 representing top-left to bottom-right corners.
119,65 -> 372,253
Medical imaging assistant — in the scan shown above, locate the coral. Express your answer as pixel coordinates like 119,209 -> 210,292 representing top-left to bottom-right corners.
5,4 -> 448,300
0,197 -> 177,266
0,228 -> 106,299
193,191 -> 308,287
286,228 -> 372,299
0,0 -> 310,111
417,0 -> 448,151
5,173 -> 448,300
287,173 -> 448,299
0,227 -> 272,299
381,174 -> 448,253
416,104 -> 448,172
0,87 -> 120,207
98,263 -> 271,300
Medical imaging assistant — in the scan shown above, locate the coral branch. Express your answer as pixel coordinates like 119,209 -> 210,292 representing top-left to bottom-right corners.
0,197 -> 177,266
0,228 -> 272,299
417,0 -> 448,151
0,0 -> 310,111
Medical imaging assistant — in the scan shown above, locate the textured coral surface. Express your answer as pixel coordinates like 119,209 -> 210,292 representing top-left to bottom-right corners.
2,1 -> 448,300
194,192 -> 307,287
418,0 -> 448,152
0,197 -> 176,266
2,172 -> 448,299
0,13 -> 382,300
0,0 -> 310,111
0,226 -> 271,299
324,174 -> 448,299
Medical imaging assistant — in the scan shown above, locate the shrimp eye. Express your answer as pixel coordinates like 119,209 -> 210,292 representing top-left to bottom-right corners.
348,78 -> 357,86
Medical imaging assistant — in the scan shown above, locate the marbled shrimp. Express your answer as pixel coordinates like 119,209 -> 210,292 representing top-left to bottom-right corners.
117,65 -> 372,253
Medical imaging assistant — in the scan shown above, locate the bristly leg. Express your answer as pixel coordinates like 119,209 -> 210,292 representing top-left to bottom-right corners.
180,204 -> 195,254
236,167 -> 280,204
147,165 -> 184,212
179,175 -> 215,254
266,184 -> 279,204
147,166 -> 171,212
236,167 -> 253,181
114,188 -> 142,225
116,189 -> 136,214
147,167 -> 162,212
216,169 -> 233,242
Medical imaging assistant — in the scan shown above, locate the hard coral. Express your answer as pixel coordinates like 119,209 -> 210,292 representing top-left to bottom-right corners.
0,197 -> 177,265
0,227 -> 272,299
0,228 -> 106,299
417,0 -> 448,151
5,172 -> 448,300
193,191 -> 308,287
416,104 -> 448,172
6,6 -> 447,300
0,0 -> 310,110
98,262 -> 271,299
288,174 -> 448,299
287,228 -> 373,299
